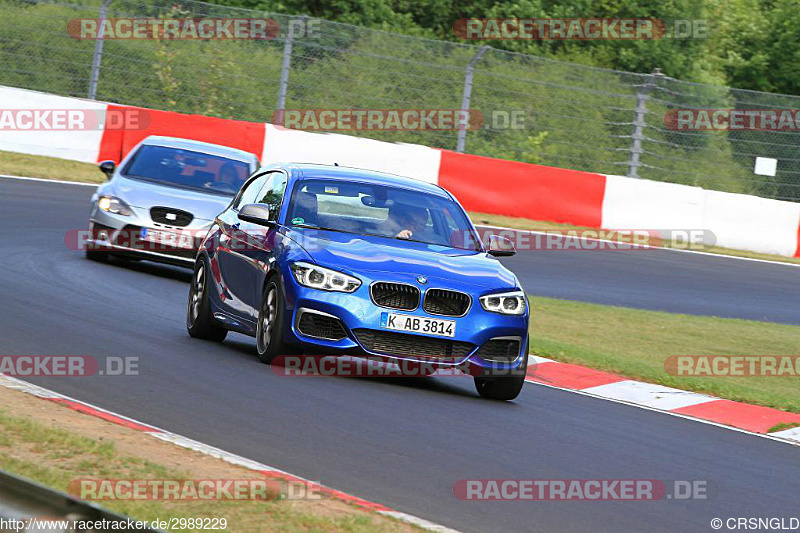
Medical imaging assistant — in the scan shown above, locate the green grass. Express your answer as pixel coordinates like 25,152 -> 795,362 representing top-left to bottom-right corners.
768,423 -> 800,433
0,150 -> 106,183
530,296 -> 800,414
0,409 -> 416,532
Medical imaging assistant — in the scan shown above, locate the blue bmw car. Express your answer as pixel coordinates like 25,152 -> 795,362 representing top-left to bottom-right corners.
187,164 -> 530,400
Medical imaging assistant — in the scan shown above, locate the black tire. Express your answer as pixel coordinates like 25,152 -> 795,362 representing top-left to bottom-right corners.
474,351 -> 528,401
256,278 -> 299,364
85,249 -> 109,262
187,258 -> 228,342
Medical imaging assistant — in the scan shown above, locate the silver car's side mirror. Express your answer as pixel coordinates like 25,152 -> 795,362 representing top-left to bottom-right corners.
238,203 -> 272,226
98,160 -> 116,179
487,235 -> 516,257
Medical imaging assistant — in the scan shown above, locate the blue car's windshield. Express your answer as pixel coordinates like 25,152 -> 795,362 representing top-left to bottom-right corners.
122,145 -> 250,196
287,178 -> 482,251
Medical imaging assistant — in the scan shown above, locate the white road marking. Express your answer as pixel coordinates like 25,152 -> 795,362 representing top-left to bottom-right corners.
580,380 -> 718,411
769,426 -> 800,444
523,377 -> 799,448
0,173 -> 99,187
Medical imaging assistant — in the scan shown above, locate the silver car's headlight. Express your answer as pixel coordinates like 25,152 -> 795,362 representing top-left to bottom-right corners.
480,290 -> 527,315
97,195 -> 134,216
290,262 -> 361,293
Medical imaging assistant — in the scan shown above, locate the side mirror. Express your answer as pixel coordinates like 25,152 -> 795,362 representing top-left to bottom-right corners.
487,235 -> 516,257
238,203 -> 272,226
98,160 -> 116,179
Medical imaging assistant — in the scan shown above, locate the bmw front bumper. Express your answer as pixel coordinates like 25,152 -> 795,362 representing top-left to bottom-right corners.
280,271 -> 529,374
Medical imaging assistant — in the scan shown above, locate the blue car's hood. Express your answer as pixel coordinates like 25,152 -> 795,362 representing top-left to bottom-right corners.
286,228 -> 518,290
103,176 -> 233,221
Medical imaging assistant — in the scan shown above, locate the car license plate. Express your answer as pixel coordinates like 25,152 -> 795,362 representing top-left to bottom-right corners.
380,312 -> 456,338
140,228 -> 195,249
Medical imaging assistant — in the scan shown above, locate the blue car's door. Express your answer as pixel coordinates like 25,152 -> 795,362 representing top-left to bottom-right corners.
219,171 -> 290,322
216,173 -> 269,323
237,170 -> 288,312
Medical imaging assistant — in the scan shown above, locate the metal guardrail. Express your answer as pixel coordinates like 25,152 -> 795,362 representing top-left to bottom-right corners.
0,470 -> 158,532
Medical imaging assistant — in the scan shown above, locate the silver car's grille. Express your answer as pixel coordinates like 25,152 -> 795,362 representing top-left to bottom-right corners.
150,206 -> 193,227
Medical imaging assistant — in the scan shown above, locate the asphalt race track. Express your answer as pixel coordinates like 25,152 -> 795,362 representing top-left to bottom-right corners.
2,177 -> 799,532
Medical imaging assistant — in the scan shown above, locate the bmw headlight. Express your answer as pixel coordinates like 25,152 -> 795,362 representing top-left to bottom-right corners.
480,290 -> 527,315
97,195 -> 134,216
291,262 -> 361,293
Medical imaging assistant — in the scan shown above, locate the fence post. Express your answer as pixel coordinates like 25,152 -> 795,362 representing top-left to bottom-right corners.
627,68 -> 665,178
456,45 -> 489,153
276,16 -> 303,125
87,0 -> 112,100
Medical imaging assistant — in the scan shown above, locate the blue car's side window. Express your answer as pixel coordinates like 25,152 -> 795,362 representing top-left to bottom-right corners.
233,175 -> 267,211
255,172 -> 288,222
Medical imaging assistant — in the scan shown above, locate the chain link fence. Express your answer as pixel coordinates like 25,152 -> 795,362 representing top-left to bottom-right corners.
2,0 -> 799,201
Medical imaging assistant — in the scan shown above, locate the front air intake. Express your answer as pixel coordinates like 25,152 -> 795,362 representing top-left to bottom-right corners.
370,282 -> 420,311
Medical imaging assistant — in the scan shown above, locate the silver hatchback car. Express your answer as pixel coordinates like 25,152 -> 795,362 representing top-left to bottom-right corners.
86,136 -> 259,266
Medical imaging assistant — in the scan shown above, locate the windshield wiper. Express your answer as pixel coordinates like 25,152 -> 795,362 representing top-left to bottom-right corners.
292,223 -> 333,231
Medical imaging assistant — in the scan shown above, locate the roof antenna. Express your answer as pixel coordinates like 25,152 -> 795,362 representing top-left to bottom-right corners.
333,162 -> 339,166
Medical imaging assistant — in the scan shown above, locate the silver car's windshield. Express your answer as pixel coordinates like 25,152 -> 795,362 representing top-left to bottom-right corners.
122,145 -> 250,196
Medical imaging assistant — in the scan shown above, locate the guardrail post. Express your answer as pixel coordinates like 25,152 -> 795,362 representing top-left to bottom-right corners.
456,45 -> 490,153
627,68 -> 665,178
276,16 -> 304,125
87,0 -> 112,100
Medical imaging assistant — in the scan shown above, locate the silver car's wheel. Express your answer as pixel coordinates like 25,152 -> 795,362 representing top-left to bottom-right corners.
186,258 -> 227,342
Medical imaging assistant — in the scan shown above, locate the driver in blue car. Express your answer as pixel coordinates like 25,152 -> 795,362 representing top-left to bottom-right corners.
386,204 -> 429,240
